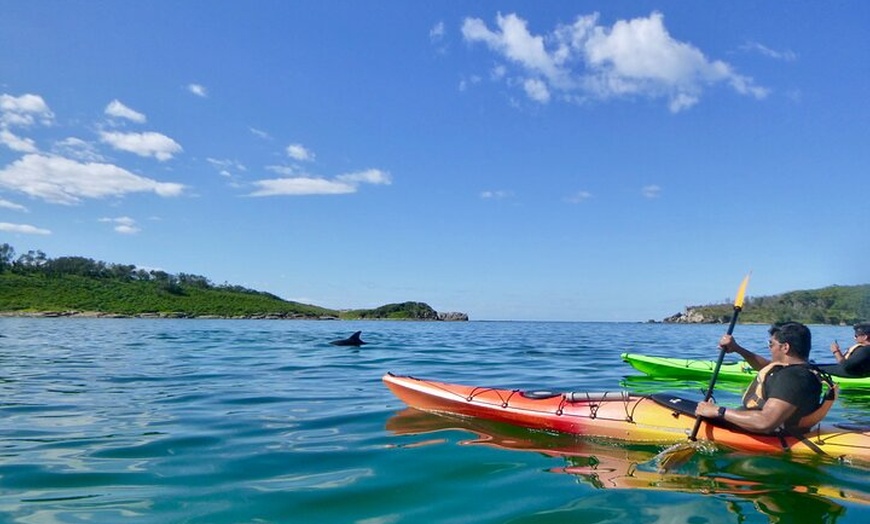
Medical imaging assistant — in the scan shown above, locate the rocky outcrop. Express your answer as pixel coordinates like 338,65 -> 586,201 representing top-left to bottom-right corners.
438,311 -> 469,321
663,307 -> 721,324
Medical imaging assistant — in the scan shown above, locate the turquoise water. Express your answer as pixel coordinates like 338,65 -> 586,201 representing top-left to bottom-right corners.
0,318 -> 867,523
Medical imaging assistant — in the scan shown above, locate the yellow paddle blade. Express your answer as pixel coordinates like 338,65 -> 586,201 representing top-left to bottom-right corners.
733,272 -> 751,309
655,440 -> 719,472
655,442 -> 698,472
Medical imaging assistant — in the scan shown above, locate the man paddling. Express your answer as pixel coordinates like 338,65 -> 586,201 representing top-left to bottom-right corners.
695,322 -> 829,434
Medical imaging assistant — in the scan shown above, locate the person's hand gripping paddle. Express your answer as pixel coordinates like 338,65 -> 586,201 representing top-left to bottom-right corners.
656,273 -> 751,472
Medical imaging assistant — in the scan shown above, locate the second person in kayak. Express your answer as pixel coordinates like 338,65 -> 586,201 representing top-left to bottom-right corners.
695,322 -> 830,434
820,322 -> 870,378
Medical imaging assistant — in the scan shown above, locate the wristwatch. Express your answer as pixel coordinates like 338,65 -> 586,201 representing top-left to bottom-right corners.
717,406 -> 727,419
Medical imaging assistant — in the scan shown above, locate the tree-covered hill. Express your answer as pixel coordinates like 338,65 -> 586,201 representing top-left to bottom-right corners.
343,301 -> 440,320
0,272 -> 337,319
664,284 -> 870,325
0,243 -> 464,320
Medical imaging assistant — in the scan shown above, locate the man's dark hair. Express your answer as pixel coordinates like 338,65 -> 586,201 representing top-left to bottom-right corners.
855,322 -> 870,337
769,322 -> 812,359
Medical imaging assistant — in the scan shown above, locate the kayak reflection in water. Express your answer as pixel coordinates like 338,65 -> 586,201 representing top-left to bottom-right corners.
695,322 -> 835,435
820,322 -> 870,378
385,407 -> 869,518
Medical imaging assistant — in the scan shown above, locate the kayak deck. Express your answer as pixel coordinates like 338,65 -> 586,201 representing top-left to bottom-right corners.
383,373 -> 870,464
621,353 -> 756,381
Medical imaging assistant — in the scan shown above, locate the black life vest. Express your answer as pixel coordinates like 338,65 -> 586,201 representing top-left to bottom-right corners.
741,362 -> 837,430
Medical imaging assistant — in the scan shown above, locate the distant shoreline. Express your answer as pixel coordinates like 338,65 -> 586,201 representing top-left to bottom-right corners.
0,310 -> 339,320
0,310 -> 472,321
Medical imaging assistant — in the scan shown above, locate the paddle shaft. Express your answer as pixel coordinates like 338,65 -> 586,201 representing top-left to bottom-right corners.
688,305 -> 743,441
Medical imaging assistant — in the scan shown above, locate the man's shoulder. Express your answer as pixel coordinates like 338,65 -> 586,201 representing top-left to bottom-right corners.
770,363 -> 819,385
774,362 -> 814,374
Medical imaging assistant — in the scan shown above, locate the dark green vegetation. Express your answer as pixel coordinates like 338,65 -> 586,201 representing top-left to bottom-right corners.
343,302 -> 439,320
0,244 -> 446,320
679,284 -> 870,325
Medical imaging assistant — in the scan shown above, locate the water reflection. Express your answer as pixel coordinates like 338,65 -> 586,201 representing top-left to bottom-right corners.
387,408 -> 869,522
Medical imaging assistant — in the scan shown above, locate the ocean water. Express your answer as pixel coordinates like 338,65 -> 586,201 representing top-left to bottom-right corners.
0,318 -> 867,523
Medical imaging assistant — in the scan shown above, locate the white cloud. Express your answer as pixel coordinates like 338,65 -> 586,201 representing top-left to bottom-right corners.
566,190 -> 592,203
642,185 -> 661,198
105,100 -> 146,123
0,154 -> 185,204
461,11 -> 768,111
741,41 -> 797,62
430,21 -> 449,54
459,75 -> 483,92
481,190 -> 513,199
0,197 -> 27,212
250,177 -> 356,196
0,93 -> 53,152
53,137 -> 104,162
430,21 -> 445,42
287,143 -> 315,162
99,131 -> 182,161
114,224 -> 140,234
207,157 -> 247,177
462,14 -> 563,82
337,169 -> 391,185
208,157 -> 246,187
523,78 -> 550,102
250,169 -> 391,197
250,127 -> 271,140
265,165 -> 296,176
0,222 -> 50,235
188,84 -> 208,97
0,128 -> 38,152
0,93 -> 54,127
99,216 -> 140,234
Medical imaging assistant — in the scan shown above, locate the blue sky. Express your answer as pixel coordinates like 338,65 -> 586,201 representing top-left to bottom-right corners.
1,2 -> 867,321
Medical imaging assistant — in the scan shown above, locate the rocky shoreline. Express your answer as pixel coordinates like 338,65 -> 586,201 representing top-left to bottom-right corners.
661,307 -> 719,324
0,310 -> 333,320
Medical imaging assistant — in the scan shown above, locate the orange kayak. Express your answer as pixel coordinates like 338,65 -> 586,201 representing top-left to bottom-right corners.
383,373 -> 870,464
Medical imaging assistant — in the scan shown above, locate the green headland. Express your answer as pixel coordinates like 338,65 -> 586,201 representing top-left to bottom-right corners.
0,244 -> 466,321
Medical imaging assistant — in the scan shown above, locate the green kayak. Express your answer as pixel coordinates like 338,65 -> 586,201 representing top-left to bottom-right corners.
620,352 -> 870,390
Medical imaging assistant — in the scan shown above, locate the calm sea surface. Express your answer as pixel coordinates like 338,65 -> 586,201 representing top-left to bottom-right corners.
0,319 -> 867,523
